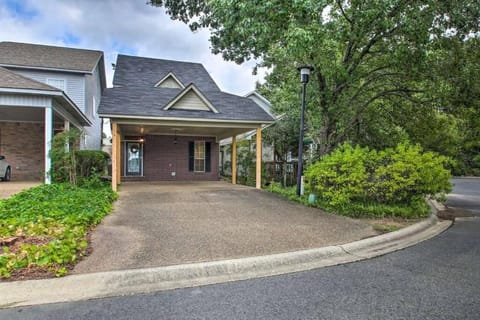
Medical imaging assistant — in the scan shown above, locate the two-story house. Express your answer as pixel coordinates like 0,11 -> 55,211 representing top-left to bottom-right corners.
0,42 -> 106,182
98,54 -> 274,191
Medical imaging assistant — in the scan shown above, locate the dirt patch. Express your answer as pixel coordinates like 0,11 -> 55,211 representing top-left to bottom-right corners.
2,236 -> 51,254
0,230 -> 94,282
437,207 -> 475,221
362,217 -> 419,234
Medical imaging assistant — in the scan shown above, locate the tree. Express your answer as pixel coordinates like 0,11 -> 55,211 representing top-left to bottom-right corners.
151,0 -> 479,159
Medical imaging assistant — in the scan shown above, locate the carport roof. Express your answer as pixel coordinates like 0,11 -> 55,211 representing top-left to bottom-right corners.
98,86 -> 275,122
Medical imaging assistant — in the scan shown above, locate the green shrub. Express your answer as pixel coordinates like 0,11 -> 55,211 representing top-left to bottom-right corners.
50,129 -> 82,184
75,150 -> 110,179
50,129 -> 110,184
305,143 -> 452,217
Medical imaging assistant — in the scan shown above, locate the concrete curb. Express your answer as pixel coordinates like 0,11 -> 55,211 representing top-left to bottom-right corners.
0,213 -> 451,309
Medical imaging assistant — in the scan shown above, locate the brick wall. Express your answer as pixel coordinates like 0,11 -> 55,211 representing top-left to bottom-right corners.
0,122 -> 44,181
143,135 -> 219,181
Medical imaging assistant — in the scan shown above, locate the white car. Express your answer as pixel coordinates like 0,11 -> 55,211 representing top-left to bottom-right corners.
0,155 -> 11,181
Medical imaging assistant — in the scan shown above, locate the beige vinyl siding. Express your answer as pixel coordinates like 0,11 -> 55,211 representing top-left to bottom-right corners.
171,90 -> 210,111
157,76 -> 182,88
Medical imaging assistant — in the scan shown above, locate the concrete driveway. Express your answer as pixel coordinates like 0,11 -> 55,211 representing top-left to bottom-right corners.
0,181 -> 41,199
74,181 -> 376,273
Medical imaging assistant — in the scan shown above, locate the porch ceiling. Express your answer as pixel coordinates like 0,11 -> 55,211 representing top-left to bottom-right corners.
117,122 -> 259,140
0,105 -> 70,125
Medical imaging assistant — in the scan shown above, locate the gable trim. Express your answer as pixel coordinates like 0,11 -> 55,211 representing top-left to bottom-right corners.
163,83 -> 219,113
244,91 -> 276,119
154,72 -> 185,89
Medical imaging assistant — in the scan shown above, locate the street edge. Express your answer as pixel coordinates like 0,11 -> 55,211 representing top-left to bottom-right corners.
0,208 -> 452,309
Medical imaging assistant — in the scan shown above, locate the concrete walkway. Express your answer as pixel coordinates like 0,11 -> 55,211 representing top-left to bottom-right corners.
74,181 -> 376,274
0,181 -> 41,199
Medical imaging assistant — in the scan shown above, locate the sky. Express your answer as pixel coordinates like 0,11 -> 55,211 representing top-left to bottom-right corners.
0,0 -> 266,95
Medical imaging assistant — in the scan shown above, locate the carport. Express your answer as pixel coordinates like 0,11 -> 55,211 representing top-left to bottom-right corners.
109,119 -> 264,189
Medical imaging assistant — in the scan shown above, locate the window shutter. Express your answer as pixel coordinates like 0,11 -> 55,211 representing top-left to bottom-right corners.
188,142 -> 194,172
205,142 -> 211,172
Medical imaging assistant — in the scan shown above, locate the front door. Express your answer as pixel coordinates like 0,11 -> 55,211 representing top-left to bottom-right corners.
126,142 -> 143,176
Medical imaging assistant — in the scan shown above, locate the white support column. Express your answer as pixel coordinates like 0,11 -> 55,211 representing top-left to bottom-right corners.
64,120 -> 70,152
44,107 -> 53,184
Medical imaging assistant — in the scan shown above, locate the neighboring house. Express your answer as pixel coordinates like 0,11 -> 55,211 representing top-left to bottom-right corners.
220,91 -> 277,175
98,54 -> 275,190
0,42 -> 106,182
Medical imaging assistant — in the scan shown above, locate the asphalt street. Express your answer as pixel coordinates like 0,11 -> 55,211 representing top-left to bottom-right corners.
0,178 -> 478,320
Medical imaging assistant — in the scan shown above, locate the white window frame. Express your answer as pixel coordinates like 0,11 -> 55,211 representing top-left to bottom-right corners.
194,141 -> 205,173
46,78 -> 66,92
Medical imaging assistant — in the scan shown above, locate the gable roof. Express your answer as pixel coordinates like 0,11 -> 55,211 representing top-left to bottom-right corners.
113,54 -> 221,92
154,72 -> 185,88
163,84 -> 219,113
0,67 -> 60,92
244,91 -> 277,119
0,42 -> 103,74
98,86 -> 274,122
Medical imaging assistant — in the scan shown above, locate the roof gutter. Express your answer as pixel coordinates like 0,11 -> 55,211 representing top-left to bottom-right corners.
0,64 -> 93,75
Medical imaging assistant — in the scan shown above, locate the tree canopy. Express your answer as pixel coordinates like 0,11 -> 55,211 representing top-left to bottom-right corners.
152,0 -> 480,173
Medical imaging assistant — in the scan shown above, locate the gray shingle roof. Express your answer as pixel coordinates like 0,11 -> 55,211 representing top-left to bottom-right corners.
113,55 -> 221,92
0,42 -> 103,73
98,86 -> 274,122
0,67 -> 59,91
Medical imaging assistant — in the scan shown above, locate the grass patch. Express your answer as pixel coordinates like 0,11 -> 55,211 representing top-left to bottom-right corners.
266,183 -> 430,219
371,223 -> 403,233
0,183 -> 117,279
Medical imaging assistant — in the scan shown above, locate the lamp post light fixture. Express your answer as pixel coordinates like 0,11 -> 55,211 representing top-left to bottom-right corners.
296,65 -> 314,196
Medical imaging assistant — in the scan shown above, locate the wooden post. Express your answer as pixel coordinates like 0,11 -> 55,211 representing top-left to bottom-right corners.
232,135 -> 237,185
116,127 -> 121,185
111,121 -> 118,191
256,127 -> 262,189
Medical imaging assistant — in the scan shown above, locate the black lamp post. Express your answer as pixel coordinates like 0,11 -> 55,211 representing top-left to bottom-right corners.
296,65 -> 314,196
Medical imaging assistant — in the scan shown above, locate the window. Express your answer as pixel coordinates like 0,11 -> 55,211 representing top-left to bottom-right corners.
46,78 -> 66,91
194,141 -> 205,172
